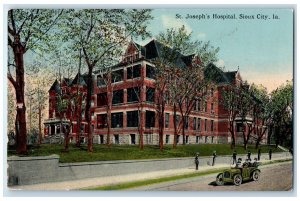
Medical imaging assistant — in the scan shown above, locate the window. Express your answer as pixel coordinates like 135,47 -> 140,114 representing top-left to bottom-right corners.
97,114 -> 107,129
146,111 -> 155,128
185,98 -> 189,107
197,118 -> 201,131
146,65 -> 155,79
127,87 -> 140,103
194,100 -> 198,111
165,113 -> 170,128
111,112 -> 123,128
112,69 -> 123,83
97,93 -> 107,107
198,100 -> 201,111
176,135 -> 180,143
112,90 -> 124,104
184,116 -> 189,130
204,101 -> 207,112
130,134 -> 136,144
204,119 -> 207,131
211,87 -> 214,97
127,111 -> 139,127
146,87 -> 155,102
211,120 -> 214,132
211,136 -> 214,143
176,115 -> 180,127
237,123 -> 244,132
99,135 -> 104,144
97,75 -> 106,87
164,93 -> 169,105
166,135 -> 170,144
114,134 -> 119,144
185,136 -> 189,144
211,103 -> 214,114
127,64 -> 141,79
196,136 -> 200,144
193,117 -> 197,130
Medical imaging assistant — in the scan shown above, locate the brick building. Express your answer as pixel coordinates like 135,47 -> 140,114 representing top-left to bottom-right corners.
45,40 -> 266,145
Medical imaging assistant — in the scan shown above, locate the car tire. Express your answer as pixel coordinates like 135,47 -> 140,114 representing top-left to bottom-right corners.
216,173 -> 224,186
233,174 -> 242,186
252,170 -> 260,181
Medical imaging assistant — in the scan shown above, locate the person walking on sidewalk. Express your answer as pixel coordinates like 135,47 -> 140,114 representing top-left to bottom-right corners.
258,148 -> 261,161
247,150 -> 251,161
212,151 -> 217,166
269,149 -> 272,160
195,153 -> 199,170
232,150 -> 237,164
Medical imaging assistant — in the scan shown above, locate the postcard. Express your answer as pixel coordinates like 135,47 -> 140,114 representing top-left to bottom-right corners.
6,7 -> 294,194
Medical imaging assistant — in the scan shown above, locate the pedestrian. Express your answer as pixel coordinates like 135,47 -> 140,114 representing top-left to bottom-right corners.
247,150 -> 251,161
212,151 -> 217,166
232,150 -> 237,164
269,149 -> 272,160
258,148 -> 261,161
195,153 -> 199,170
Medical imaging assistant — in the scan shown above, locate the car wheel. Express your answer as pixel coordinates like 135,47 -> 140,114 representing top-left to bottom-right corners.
233,174 -> 242,186
216,173 -> 224,186
252,170 -> 260,181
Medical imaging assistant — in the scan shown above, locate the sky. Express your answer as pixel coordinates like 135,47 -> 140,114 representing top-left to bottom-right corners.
138,8 -> 294,92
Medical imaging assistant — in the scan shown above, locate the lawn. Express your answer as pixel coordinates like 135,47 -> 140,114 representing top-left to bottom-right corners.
7,144 -> 281,163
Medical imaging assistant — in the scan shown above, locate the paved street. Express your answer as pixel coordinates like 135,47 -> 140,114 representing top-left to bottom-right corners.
128,161 -> 293,191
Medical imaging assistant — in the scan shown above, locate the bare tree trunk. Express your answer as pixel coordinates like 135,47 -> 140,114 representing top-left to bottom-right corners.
172,104 -> 178,148
86,68 -> 93,152
158,109 -> 164,151
106,88 -> 112,147
229,121 -> 235,149
13,43 -> 27,154
139,109 -> 144,150
38,106 -> 42,144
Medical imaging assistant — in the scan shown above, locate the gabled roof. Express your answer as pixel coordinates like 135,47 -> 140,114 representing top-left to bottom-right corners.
49,79 -> 61,92
71,73 -> 87,86
204,63 -> 238,84
133,42 -> 146,56
143,39 -> 193,68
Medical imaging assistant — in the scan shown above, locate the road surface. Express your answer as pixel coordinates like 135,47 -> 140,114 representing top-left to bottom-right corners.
129,161 -> 293,191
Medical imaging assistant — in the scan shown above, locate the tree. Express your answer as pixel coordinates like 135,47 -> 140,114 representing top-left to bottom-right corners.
268,81 -> 293,148
8,9 -> 63,153
220,85 -> 240,148
60,9 -> 152,152
155,25 -> 219,147
237,83 -> 270,149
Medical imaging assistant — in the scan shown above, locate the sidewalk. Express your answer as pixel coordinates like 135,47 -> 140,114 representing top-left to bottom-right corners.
10,163 -> 229,191
9,157 -> 292,191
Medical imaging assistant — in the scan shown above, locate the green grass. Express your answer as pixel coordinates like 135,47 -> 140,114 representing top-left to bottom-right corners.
86,168 -> 225,190
86,159 -> 292,190
8,143 -> 282,163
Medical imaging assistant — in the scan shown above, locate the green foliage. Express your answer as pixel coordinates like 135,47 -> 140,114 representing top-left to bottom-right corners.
157,25 -> 219,66
268,81 -> 293,147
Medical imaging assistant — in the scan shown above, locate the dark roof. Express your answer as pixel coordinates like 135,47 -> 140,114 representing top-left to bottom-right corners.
49,79 -> 61,92
204,63 -> 237,84
224,71 -> 238,84
133,42 -> 146,56
63,78 -> 72,86
143,40 -> 190,68
71,73 -> 87,86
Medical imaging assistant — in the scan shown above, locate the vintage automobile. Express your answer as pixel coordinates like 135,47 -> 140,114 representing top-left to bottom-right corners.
216,162 -> 261,186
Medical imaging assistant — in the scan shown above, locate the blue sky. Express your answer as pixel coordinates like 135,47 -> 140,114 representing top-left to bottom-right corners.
139,8 -> 294,92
